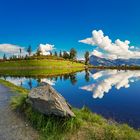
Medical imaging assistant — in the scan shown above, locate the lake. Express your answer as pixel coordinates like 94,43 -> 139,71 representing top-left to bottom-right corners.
1,69 -> 140,129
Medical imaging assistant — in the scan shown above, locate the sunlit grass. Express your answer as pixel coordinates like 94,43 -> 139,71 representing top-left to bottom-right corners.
0,67 -> 84,77
11,95 -> 140,140
0,59 -> 85,68
0,59 -> 86,77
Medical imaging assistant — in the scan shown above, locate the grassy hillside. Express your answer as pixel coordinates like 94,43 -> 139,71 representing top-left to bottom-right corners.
0,58 -> 86,76
0,59 -> 85,68
0,67 -> 84,77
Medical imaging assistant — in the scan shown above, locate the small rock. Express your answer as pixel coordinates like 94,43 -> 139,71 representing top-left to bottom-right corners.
25,123 -> 28,127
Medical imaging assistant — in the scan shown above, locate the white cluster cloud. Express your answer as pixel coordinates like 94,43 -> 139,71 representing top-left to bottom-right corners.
80,70 -> 140,99
79,30 -> 140,60
0,44 -> 26,55
0,43 -> 55,58
38,44 -> 55,55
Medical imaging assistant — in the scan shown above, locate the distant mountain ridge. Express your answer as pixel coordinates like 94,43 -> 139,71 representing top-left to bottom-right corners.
89,55 -> 140,66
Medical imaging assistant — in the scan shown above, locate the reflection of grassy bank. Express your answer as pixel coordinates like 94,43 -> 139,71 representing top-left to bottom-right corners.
0,59 -> 86,77
1,80 -> 140,140
0,68 -> 84,77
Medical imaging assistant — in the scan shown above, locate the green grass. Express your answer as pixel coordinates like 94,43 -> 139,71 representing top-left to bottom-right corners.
0,59 -> 86,76
1,79 -> 140,140
11,96 -> 140,140
11,96 -> 82,140
0,59 -> 85,68
29,55 -> 65,60
0,68 -> 84,77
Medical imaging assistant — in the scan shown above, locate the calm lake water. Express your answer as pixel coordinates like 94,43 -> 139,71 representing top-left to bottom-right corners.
1,69 -> 140,129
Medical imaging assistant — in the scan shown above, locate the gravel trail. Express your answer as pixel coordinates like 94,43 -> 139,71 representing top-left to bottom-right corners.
0,84 -> 39,140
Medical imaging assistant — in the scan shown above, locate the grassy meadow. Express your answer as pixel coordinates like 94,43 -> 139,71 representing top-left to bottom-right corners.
0,56 -> 86,76
0,59 -> 85,68
0,67 -> 84,77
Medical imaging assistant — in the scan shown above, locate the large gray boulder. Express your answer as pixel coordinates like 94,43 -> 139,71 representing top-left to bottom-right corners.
27,84 -> 75,117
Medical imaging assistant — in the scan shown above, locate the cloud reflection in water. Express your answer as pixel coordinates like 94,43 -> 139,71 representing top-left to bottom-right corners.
0,77 -> 56,89
80,70 -> 140,99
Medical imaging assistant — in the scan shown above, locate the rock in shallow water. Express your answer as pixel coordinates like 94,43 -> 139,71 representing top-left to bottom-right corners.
27,84 -> 75,117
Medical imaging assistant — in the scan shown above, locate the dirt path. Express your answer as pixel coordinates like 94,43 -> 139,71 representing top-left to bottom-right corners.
0,84 -> 40,140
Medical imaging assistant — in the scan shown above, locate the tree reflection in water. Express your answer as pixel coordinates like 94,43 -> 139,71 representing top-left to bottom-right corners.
85,69 -> 90,82
0,71 -> 91,90
28,79 -> 32,89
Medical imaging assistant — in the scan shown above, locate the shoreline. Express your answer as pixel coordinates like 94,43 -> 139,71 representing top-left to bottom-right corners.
0,82 -> 39,140
92,66 -> 140,70
0,79 -> 140,140
0,68 -> 84,77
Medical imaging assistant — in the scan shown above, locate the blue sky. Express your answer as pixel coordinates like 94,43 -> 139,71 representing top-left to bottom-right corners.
0,0 -> 140,58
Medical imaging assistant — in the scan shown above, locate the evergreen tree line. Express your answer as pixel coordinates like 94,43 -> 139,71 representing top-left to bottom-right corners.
2,45 -> 90,64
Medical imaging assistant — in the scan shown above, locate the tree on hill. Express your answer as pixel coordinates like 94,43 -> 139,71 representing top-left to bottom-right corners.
63,51 -> 70,59
70,48 -> 77,60
50,51 -> 52,56
27,45 -> 32,56
9,56 -> 12,60
36,48 -> 42,56
84,51 -> 89,65
54,51 -> 58,57
59,50 -> 62,57
3,54 -> 7,60
19,48 -> 22,58
25,54 -> 29,60
11,55 -> 17,60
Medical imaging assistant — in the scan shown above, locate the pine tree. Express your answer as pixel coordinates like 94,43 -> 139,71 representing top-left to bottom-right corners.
54,51 -> 57,56
36,48 -> 41,56
3,54 -> 7,60
27,45 -> 32,56
63,51 -> 70,59
19,48 -> 22,58
84,51 -> 89,65
70,48 -> 77,60
50,51 -> 52,56
59,50 -> 62,57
